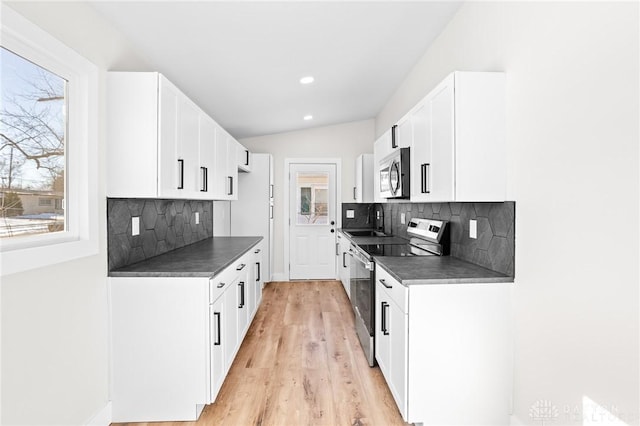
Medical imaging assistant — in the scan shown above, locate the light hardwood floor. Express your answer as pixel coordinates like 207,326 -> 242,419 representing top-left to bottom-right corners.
114,280 -> 408,426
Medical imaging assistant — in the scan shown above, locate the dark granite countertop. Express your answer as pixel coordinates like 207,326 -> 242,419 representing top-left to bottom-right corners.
339,228 -> 512,285
109,236 -> 262,278
374,255 -> 513,285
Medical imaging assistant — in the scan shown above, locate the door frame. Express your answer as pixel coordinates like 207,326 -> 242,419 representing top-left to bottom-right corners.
284,158 -> 342,281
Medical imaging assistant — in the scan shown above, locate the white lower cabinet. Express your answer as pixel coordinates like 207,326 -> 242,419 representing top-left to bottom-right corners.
110,242 -> 264,422
337,232 -> 351,298
375,265 -> 512,425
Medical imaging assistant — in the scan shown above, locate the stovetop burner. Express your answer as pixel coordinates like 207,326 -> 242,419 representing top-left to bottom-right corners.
359,243 -> 437,257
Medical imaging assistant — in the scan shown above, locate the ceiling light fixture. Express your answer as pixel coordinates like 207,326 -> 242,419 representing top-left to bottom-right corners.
303,115 -> 313,121
299,76 -> 314,85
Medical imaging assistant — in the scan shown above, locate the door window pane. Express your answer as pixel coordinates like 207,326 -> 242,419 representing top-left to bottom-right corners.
0,47 -> 67,239
296,172 -> 328,225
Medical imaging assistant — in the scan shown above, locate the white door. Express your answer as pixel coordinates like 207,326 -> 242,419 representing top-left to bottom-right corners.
288,163 -> 337,279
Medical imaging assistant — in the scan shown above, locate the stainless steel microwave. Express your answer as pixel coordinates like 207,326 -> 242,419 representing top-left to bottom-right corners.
379,147 -> 410,199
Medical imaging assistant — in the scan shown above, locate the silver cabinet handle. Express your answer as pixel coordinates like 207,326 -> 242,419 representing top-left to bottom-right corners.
216,282 -> 225,288
236,263 -> 246,271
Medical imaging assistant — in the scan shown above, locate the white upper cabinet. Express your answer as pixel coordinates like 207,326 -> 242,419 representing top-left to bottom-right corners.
410,71 -> 506,202
354,153 -> 374,203
237,142 -> 251,173
107,72 -> 248,200
212,127 -> 239,200
198,113 -> 216,197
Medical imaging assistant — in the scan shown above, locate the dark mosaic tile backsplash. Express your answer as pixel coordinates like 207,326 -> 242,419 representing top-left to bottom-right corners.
343,201 -> 515,276
107,198 -> 213,271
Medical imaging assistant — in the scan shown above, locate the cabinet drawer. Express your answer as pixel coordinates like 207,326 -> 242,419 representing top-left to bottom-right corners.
375,265 -> 408,313
209,256 -> 248,303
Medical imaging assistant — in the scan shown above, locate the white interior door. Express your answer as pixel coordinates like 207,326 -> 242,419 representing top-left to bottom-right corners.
289,163 -> 337,279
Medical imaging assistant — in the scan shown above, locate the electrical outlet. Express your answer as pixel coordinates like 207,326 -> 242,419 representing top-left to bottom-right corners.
346,209 -> 355,219
132,217 -> 140,236
401,213 -> 406,224
469,219 -> 477,239
195,212 -> 200,224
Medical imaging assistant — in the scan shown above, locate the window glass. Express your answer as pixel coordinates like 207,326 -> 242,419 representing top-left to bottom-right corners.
296,172 -> 328,225
0,46 -> 67,239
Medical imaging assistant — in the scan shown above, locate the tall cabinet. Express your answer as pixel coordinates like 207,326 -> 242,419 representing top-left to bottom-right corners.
230,154 -> 274,283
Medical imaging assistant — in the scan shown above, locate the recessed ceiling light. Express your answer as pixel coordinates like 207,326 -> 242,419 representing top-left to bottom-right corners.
300,76 -> 314,85
303,115 -> 313,121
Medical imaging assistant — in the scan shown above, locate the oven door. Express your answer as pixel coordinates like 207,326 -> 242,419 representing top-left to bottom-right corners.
349,245 -> 376,366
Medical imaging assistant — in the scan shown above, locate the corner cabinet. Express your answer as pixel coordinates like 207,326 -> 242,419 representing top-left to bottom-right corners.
107,72 -> 249,200
409,71 -> 506,202
375,265 -> 512,425
110,241 -> 264,423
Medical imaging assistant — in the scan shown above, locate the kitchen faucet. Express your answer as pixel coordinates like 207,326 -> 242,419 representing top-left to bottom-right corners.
375,204 -> 385,232
366,203 -> 385,233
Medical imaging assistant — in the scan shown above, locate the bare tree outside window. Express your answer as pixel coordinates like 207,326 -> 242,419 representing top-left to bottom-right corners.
0,46 -> 67,238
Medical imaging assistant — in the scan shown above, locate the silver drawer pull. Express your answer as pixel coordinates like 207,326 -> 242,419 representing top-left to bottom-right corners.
236,263 -> 246,271
216,282 -> 225,288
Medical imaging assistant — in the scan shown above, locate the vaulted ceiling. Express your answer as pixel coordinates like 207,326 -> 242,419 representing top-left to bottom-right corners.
91,1 -> 462,138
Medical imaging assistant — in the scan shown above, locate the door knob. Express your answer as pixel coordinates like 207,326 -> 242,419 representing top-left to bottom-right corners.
330,229 -> 335,233
330,220 -> 335,225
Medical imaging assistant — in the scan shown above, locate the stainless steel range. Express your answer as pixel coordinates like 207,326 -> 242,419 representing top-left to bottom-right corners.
349,217 -> 449,366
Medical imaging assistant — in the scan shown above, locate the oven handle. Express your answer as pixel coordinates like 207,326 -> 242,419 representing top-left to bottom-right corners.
349,246 -> 373,270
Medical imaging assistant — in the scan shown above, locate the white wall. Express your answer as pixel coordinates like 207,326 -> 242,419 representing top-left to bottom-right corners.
377,2 -> 639,424
1,3 -> 149,425
240,119 -> 375,280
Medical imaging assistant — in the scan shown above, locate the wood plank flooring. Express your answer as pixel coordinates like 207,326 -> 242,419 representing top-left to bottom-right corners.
114,281 -> 408,426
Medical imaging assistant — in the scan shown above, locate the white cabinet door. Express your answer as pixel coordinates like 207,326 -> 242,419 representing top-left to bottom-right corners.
389,298 -> 408,419
236,265 -> 249,338
253,242 -> 264,307
223,275 -> 239,372
178,96 -> 200,197
198,114 -> 216,198
375,273 -> 408,419
428,75 -> 455,201
226,136 -> 239,200
337,233 -> 351,297
411,76 -> 455,202
237,142 -> 251,172
375,279 -> 392,384
213,130 -> 240,200
245,255 -> 256,327
209,296 -> 225,402
157,76 -> 181,198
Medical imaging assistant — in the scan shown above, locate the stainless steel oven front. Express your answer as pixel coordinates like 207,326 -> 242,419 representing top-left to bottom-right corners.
349,244 -> 376,366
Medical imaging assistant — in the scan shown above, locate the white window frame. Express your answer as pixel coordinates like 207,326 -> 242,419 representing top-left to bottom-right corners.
0,5 -> 99,276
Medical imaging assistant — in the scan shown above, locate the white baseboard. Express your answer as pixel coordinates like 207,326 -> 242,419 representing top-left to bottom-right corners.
85,401 -> 112,426
510,414 -> 526,425
271,273 -> 288,282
